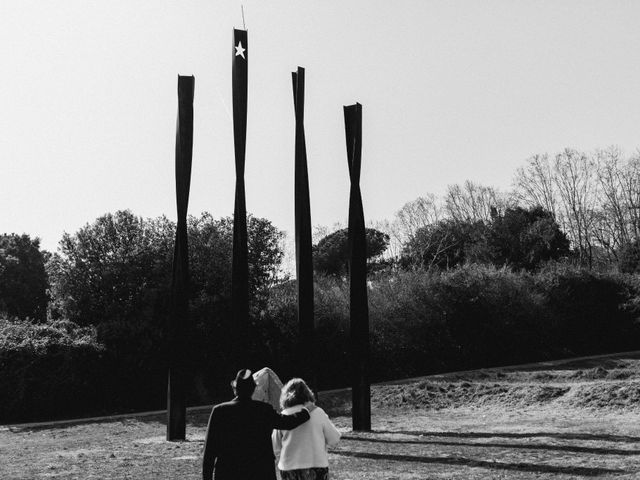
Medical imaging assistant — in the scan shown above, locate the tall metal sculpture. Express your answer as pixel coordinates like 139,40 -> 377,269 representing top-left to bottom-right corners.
232,28 -> 249,363
167,75 -> 195,441
344,103 -> 371,431
292,67 -> 316,387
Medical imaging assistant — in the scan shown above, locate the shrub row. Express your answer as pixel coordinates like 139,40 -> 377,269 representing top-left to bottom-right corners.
0,318 -> 167,423
262,264 -> 640,387
2,263 -> 640,422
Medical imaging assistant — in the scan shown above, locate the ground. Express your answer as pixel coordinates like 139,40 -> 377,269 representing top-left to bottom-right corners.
3,352 -> 640,479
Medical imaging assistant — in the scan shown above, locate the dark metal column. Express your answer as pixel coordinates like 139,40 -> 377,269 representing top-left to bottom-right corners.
167,75 -> 194,441
344,103 -> 371,431
292,67 -> 316,388
232,28 -> 249,364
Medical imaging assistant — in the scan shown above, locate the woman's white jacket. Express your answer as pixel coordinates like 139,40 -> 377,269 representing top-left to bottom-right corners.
272,404 -> 341,470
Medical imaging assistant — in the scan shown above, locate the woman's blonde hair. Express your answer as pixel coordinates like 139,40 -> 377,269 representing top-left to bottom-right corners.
280,378 -> 315,409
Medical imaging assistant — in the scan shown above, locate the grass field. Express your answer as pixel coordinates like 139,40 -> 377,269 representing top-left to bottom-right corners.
3,352 -> 640,479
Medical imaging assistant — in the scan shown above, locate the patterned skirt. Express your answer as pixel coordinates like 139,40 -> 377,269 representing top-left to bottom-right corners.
279,467 -> 329,480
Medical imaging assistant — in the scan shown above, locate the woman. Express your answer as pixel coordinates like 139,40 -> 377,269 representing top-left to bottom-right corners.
272,378 -> 341,480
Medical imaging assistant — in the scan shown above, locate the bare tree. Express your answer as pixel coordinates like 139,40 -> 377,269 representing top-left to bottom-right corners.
371,195 -> 443,263
312,222 -> 344,245
513,147 -> 640,266
553,149 -> 599,267
513,153 -> 558,217
593,147 -> 628,259
368,218 -> 402,260
596,149 -> 640,255
444,180 -> 511,224
621,152 -> 640,242
393,195 -> 442,242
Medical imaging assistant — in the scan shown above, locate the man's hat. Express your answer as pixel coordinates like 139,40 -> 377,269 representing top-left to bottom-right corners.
232,368 -> 256,390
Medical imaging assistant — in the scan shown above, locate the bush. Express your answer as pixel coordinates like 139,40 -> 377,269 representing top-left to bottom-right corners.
0,317 -> 170,422
367,265 -> 550,375
0,318 -> 104,422
257,276 -> 351,390
619,240 -> 640,274
536,263 -> 640,354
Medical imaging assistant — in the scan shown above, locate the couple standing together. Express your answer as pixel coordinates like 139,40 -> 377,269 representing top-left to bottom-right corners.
202,369 -> 341,480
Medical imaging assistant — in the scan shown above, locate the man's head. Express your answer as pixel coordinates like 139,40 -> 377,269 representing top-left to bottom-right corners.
231,368 -> 256,399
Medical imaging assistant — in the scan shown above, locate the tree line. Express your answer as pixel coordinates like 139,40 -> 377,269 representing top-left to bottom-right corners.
375,146 -> 640,273
2,145 -> 640,421
5,146 -> 640,325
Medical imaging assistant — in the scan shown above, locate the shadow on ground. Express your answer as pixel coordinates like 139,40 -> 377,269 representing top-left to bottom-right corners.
5,410 -> 213,434
343,434 -> 640,455
332,450 -> 626,477
369,429 -> 640,444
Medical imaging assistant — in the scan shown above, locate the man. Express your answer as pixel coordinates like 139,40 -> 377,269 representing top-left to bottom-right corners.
202,369 -> 312,480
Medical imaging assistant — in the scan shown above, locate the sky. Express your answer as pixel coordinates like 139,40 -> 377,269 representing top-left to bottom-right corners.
3,0 -> 640,253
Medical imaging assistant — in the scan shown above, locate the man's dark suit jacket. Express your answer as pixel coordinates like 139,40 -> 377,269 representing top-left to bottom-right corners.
202,397 -> 310,480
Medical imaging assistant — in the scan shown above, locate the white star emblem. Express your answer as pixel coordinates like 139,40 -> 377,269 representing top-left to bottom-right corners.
235,41 -> 246,59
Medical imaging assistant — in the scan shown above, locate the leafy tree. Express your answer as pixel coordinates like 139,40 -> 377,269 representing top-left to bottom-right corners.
313,228 -> 389,276
0,234 -> 49,321
46,210 -> 286,403
45,211 -> 175,412
47,210 -> 174,326
487,206 -> 570,271
188,213 -> 284,312
247,215 -> 286,299
401,206 -> 568,271
47,210 -> 285,326
401,219 -> 488,269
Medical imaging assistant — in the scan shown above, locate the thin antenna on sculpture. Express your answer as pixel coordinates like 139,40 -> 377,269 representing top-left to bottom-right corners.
241,5 -> 246,30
